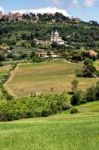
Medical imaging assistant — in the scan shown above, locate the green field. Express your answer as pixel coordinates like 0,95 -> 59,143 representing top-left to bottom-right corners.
0,65 -> 12,98
5,61 -> 99,97
1,62 -> 99,150
0,101 -> 99,150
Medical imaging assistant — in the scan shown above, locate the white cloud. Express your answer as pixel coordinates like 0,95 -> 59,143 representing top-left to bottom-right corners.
72,0 -> 80,7
83,0 -> 95,7
68,0 -> 81,9
69,0 -> 95,8
51,0 -> 61,5
0,6 -> 4,12
12,6 -> 70,16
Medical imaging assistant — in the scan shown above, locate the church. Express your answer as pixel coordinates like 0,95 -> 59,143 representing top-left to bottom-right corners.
51,30 -> 65,45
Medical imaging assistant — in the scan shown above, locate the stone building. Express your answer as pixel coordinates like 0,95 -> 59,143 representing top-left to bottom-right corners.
51,30 -> 64,45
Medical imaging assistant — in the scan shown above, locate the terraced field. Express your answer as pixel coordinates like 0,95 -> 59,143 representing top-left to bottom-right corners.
5,61 -> 99,97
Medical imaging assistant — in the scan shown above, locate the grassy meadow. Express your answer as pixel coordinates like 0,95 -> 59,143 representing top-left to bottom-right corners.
5,61 -> 99,97
0,62 -> 99,150
0,101 -> 99,150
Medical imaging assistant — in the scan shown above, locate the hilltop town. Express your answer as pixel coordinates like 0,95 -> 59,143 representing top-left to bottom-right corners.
0,10 -> 83,24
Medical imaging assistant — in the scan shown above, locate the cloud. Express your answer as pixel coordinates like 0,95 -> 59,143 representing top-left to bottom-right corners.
12,6 -> 70,16
83,0 -> 95,7
72,0 -> 80,7
0,6 -> 4,12
51,0 -> 61,5
68,0 -> 95,8
67,0 -> 81,9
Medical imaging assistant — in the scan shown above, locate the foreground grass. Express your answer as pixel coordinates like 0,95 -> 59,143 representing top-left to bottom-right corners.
0,101 -> 99,150
5,61 -> 99,97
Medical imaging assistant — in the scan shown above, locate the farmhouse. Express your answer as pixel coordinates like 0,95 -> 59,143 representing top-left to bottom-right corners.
37,50 -> 59,58
51,30 -> 65,45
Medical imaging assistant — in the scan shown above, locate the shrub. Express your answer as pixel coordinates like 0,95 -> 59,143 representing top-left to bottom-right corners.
0,62 -> 3,66
41,109 -> 50,117
0,93 -> 70,121
71,79 -> 78,93
70,108 -> 78,114
85,87 -> 96,102
71,92 -> 80,105
76,69 -> 82,77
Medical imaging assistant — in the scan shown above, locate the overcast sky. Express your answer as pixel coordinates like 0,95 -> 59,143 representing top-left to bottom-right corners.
0,0 -> 99,21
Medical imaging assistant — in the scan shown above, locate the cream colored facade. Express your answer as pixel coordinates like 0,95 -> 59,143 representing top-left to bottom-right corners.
51,30 -> 64,45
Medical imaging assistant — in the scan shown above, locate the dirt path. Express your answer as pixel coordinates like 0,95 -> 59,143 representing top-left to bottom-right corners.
4,65 -> 19,98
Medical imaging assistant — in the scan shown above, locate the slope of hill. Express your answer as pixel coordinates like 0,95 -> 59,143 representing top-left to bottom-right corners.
0,19 -> 99,63
0,101 -> 99,150
4,61 -> 99,97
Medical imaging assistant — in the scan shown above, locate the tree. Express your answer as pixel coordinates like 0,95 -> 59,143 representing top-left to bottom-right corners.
95,81 -> 99,99
30,51 -> 37,58
71,79 -> 78,93
0,54 -> 6,62
85,87 -> 96,102
71,91 -> 80,105
82,58 -> 96,77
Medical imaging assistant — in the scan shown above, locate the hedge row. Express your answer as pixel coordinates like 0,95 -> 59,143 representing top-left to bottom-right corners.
0,93 -> 71,121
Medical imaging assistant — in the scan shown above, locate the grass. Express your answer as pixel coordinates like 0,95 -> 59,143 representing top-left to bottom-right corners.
0,101 -> 99,150
94,61 -> 99,70
0,65 -> 12,98
0,65 -> 11,73
5,61 -> 99,97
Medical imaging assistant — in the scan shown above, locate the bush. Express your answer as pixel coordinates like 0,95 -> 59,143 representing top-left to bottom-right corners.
32,56 -> 43,63
85,87 -> 96,102
70,108 -> 78,114
95,70 -> 99,77
0,93 -> 70,121
71,92 -> 80,105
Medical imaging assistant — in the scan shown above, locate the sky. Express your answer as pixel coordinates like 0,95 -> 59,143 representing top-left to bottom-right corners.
0,0 -> 99,22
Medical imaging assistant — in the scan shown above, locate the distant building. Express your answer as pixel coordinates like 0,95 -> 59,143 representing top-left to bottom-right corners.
71,17 -> 81,24
37,50 -> 59,59
51,30 -> 64,45
4,12 -> 23,22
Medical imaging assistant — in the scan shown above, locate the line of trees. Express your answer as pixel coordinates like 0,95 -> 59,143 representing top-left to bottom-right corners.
71,79 -> 99,106
0,93 -> 71,121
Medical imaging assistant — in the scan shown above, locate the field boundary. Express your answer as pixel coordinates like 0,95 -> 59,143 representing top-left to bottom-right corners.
4,65 -> 19,97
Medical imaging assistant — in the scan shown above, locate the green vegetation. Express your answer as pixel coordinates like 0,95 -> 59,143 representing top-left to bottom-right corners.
0,65 -> 13,99
5,61 -> 81,97
0,13 -> 99,149
71,80 -> 99,106
0,17 -> 99,63
77,58 -> 97,77
0,92 -> 71,121
0,101 -> 99,150
5,61 -> 99,97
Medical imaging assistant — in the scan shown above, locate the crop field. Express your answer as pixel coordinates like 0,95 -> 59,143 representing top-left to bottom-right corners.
5,61 -> 99,97
0,101 -> 99,150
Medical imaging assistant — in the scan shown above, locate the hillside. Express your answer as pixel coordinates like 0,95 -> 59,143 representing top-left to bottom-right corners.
4,61 -> 99,97
0,101 -> 99,150
0,18 -> 99,63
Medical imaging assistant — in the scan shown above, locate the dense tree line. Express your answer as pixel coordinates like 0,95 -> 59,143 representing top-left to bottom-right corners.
0,93 -> 70,121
